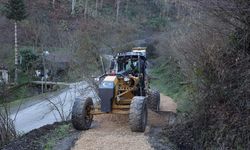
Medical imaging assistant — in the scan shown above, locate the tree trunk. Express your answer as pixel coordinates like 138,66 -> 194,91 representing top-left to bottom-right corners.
14,21 -> 18,84
125,0 -> 129,17
165,0 -> 169,17
162,0 -> 167,17
116,0 -> 120,23
84,0 -> 89,19
176,0 -> 180,19
71,0 -> 76,15
100,0 -> 103,9
95,0 -> 98,16
52,0 -> 55,9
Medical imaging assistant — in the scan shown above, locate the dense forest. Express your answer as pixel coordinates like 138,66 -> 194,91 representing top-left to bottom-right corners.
0,0 -> 249,149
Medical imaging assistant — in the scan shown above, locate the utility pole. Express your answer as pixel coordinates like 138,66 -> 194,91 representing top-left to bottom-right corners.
43,52 -> 46,92
42,50 -> 49,93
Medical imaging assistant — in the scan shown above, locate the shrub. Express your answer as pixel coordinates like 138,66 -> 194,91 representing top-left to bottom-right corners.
20,48 -> 38,72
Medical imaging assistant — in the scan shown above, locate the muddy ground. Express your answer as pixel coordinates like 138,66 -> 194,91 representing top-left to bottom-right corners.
1,94 -> 177,150
1,121 -> 80,150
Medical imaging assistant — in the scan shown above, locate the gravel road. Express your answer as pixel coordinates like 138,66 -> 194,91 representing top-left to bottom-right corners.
73,94 -> 176,150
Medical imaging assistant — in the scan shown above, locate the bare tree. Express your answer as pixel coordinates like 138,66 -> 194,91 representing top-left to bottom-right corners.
44,90 -> 73,121
84,0 -> 89,19
52,0 -> 55,9
100,0 -> 103,9
116,0 -> 121,23
157,0 -> 250,148
95,0 -> 99,16
43,76 -> 99,122
0,110 -> 17,147
0,83 -> 17,147
71,0 -> 76,15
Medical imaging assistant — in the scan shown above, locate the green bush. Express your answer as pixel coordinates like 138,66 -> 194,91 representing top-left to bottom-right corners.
150,57 -> 192,112
19,48 -> 38,72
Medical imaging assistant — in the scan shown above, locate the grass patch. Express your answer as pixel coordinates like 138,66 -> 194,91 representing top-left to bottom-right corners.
43,124 -> 71,150
1,71 -> 35,104
0,84 -> 32,105
0,72 -> 33,103
17,72 -> 30,84
7,84 -> 68,111
7,85 -> 31,102
1,121 -> 77,150
150,58 -> 193,112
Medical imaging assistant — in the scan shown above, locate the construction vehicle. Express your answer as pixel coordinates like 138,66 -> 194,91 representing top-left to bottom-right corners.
71,47 -> 160,132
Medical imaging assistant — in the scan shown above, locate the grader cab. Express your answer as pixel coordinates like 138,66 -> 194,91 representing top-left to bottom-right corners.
71,47 -> 160,132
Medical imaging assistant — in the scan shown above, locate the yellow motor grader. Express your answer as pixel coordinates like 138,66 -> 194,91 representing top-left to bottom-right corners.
71,47 -> 160,132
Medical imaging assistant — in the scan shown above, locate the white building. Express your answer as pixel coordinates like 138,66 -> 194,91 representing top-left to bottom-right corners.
0,67 -> 8,84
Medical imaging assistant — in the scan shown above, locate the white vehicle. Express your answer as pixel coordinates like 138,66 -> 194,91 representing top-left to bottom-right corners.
132,47 -> 147,57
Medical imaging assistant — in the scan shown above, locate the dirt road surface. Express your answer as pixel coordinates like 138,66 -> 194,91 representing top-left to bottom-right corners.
73,94 -> 177,150
159,94 -> 177,113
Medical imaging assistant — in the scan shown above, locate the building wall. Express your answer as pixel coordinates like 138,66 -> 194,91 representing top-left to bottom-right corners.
0,70 -> 8,84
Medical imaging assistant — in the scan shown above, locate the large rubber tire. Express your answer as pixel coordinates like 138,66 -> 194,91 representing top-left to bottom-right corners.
71,97 -> 93,130
129,96 -> 148,132
148,89 -> 160,112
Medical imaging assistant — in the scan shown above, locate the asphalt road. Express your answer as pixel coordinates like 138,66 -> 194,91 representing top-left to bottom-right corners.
10,81 -> 97,133
10,54 -> 113,133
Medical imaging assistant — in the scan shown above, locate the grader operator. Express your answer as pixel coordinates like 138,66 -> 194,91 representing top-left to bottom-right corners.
72,48 -> 160,132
